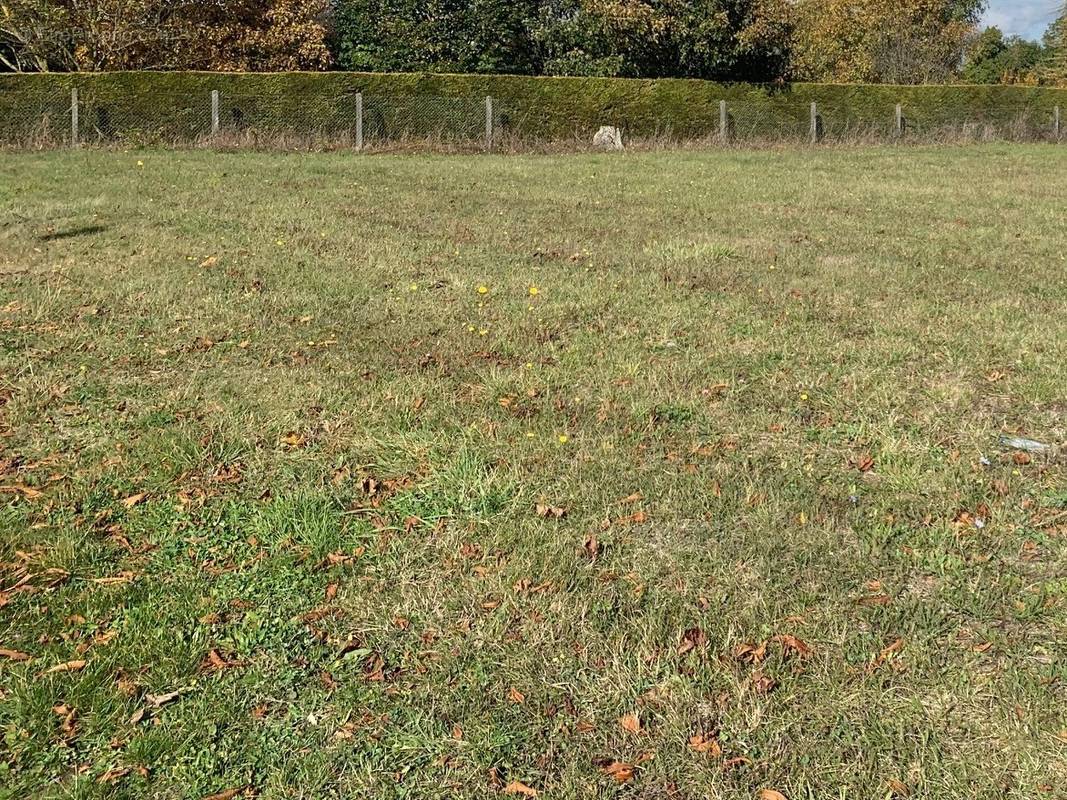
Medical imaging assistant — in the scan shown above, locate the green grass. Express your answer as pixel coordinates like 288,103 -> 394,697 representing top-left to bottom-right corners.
0,145 -> 1065,800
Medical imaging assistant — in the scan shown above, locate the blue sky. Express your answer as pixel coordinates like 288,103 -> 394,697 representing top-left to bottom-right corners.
982,0 -> 1060,40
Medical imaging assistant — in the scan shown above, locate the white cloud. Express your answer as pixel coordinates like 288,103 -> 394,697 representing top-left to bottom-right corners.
982,0 -> 1060,40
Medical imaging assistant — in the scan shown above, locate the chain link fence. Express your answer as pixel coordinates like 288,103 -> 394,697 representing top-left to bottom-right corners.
0,86 -> 1062,150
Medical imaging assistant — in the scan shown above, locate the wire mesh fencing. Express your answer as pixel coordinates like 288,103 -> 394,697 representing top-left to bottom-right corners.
0,87 -> 1062,150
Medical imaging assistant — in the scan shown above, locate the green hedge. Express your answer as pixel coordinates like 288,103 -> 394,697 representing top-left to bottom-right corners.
2,70 -> 1066,143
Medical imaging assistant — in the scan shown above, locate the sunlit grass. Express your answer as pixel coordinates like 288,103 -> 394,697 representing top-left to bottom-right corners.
0,144 -> 1064,799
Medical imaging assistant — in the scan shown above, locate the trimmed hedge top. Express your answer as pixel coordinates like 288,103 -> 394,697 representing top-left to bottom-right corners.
2,71 -> 1066,140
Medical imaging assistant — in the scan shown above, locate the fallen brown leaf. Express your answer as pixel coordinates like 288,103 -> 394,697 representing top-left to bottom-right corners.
758,790 -> 787,800
0,648 -> 31,661
202,649 -> 243,673
600,760 -> 635,783
751,671 -> 777,695
735,641 -> 767,665
677,626 -> 707,656
122,493 -> 147,509
535,503 -> 567,519
0,483 -> 44,500
619,712 -> 641,734
688,733 -> 722,756
44,659 -> 86,675
279,432 -> 306,449
98,767 -> 130,785
363,653 -> 385,682
771,634 -> 812,658
872,637 -> 905,669
504,780 -> 539,797
507,686 -> 526,704
201,789 -> 243,800
887,778 -> 911,797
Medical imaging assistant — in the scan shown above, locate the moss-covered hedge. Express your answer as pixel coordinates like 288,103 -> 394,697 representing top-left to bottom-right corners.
2,70 -> 1066,144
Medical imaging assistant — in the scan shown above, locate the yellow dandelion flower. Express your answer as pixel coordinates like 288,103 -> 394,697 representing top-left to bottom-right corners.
800,393 -> 809,401
558,434 -> 569,445
136,160 -> 144,167
526,432 -> 535,438
409,283 -> 418,291
528,286 -> 540,296
477,285 -> 489,295
479,329 -> 488,336
467,325 -> 476,333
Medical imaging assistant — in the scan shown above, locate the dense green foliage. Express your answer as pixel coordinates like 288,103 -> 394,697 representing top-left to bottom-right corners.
5,0 -> 1063,85
327,0 -> 794,81
2,71 -> 1065,143
1044,5 -> 1067,83
963,26 -> 1057,84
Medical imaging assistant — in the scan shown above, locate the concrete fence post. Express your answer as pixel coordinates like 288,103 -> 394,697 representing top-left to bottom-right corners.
895,104 -> 904,139
211,90 -> 220,135
355,92 -> 363,150
1055,105 -> 1061,141
719,100 -> 728,142
71,88 -> 79,146
810,101 -> 819,144
485,96 -> 494,152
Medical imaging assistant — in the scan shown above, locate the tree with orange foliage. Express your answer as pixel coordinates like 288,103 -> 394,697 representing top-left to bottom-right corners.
790,0 -> 984,84
0,0 -> 330,71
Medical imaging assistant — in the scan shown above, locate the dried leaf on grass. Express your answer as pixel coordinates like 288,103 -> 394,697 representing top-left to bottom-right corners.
688,733 -> 722,756
599,760 -> 635,783
122,493 -> 147,509
619,712 -> 641,734
97,766 -> 131,784
43,659 -> 86,675
201,789 -> 245,800
0,483 -> 44,500
535,503 -> 567,519
504,780 -> 539,797
677,627 -> 707,655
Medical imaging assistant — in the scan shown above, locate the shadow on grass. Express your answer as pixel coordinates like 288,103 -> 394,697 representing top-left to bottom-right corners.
38,224 -> 107,241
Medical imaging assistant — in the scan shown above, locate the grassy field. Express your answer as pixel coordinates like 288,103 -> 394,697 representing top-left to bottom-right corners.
0,144 -> 1065,800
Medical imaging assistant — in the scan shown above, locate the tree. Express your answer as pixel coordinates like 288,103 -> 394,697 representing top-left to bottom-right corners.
962,26 -> 1045,84
329,0 -> 793,80
1042,4 -> 1067,84
332,0 -> 542,74
791,0 -> 984,83
202,0 -> 332,71
0,0 -> 331,71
